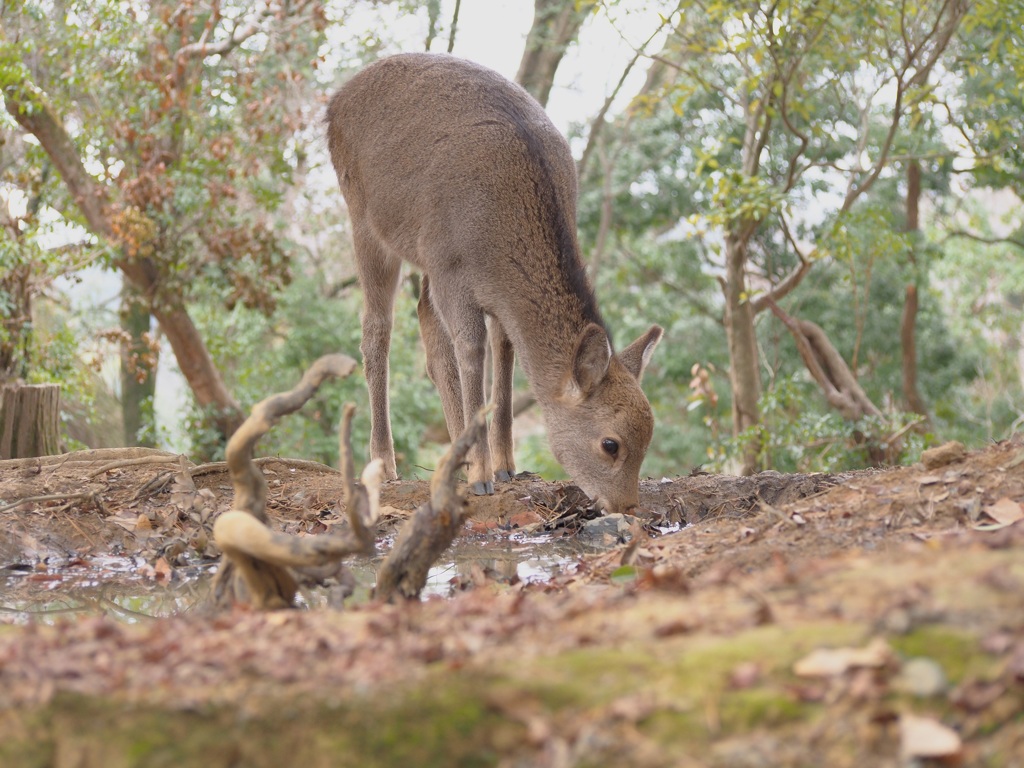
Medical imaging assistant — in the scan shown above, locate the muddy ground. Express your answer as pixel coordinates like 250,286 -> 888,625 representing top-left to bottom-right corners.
1,437 -> 1023,767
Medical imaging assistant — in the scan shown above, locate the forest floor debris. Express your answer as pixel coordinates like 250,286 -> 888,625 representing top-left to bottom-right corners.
1,437 -> 1023,766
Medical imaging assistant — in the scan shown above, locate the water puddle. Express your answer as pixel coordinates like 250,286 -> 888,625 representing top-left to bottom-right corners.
0,534 -> 604,623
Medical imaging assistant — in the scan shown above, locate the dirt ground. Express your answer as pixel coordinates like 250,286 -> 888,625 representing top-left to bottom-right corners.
1,437 -> 1023,767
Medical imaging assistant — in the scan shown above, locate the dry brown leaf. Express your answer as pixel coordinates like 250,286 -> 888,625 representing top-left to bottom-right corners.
153,556 -> 173,583
899,713 -> 962,758
608,692 -> 659,723
981,497 -> 1024,526
729,661 -> 762,690
793,638 -> 891,677
1000,450 -> 1024,470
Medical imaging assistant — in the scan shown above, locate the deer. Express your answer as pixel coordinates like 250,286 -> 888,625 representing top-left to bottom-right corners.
326,53 -> 663,516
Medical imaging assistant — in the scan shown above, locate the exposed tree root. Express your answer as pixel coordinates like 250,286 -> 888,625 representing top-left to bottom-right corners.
210,353 -> 491,609
211,354 -> 376,610
375,407 -> 489,602
0,447 -> 182,471
87,454 -> 189,478
190,456 -> 340,479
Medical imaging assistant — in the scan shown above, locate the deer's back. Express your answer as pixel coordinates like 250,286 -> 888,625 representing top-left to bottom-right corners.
328,53 -> 604,356
327,54 -> 580,272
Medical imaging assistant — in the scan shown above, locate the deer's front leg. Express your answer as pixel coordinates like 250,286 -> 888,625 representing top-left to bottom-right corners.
355,233 -> 401,481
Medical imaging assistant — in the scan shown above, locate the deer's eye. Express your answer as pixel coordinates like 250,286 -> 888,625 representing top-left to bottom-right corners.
601,438 -> 619,458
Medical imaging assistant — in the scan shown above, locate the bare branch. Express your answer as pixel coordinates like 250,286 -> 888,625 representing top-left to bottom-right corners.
211,356 -> 370,611
447,0 -> 461,53
751,216 -> 812,314
1,74 -> 114,239
840,0 -> 969,213
766,297 -> 881,421
225,353 -> 357,522
175,2 -> 280,63
943,230 -> 1024,251
577,15 -> 668,180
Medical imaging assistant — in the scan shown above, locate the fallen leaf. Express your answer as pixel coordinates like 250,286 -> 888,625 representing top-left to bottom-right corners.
610,565 -> 639,586
653,618 -> 695,637
509,509 -> 544,528
793,638 -> 891,677
899,714 -> 961,759
917,475 -> 942,486
608,692 -> 659,722
980,497 -> 1024,526
950,680 -> 1006,712
729,661 -> 762,689
1000,450 -> 1024,470
153,556 -> 173,583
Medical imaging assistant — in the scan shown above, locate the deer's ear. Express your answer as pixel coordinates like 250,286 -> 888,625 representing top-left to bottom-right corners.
619,325 -> 663,382
570,323 -> 612,397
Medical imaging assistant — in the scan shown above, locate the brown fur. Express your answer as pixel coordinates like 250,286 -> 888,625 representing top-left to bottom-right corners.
327,53 -> 662,514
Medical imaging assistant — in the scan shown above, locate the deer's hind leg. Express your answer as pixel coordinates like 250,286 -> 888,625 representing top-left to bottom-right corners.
417,275 -> 466,451
354,227 -> 401,481
488,318 -> 516,482
424,275 -> 493,495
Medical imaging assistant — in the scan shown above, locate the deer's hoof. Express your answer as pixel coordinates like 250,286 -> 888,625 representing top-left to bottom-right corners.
495,469 -> 515,483
470,480 -> 495,496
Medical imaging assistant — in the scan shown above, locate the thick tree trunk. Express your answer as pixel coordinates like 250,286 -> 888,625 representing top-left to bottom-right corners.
120,286 -> 157,447
901,160 -> 930,421
723,234 -> 761,475
0,383 -> 61,459
516,0 -> 590,107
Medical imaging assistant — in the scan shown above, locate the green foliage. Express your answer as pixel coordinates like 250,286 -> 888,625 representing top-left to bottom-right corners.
721,375 -> 930,474
574,0 -> 1024,476
188,268 -> 443,472
6,0 -> 1024,480
591,234 -> 727,476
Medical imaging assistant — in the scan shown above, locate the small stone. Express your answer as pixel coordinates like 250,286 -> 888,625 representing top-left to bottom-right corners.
581,513 -> 629,540
896,657 -> 947,697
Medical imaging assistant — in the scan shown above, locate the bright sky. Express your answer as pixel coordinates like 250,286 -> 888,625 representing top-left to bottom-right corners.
338,0 -> 670,134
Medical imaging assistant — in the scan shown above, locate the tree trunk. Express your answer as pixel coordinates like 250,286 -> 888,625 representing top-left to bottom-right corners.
516,0 -> 591,107
0,383 -> 61,459
151,302 -> 243,440
0,263 -> 31,385
3,72 -> 243,446
723,234 -> 761,475
901,160 -> 930,421
120,286 -> 157,447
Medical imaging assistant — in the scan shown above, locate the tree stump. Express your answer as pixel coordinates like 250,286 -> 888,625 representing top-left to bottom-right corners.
0,383 -> 61,459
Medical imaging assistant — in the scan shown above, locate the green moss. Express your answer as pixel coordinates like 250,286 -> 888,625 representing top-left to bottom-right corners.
889,625 -> 989,683
720,687 -> 812,730
2,677 -> 521,768
494,622 -> 865,757
2,619 -> 1012,767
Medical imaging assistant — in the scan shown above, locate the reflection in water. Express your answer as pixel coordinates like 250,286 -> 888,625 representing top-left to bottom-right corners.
0,534 -> 606,622
1,558 -> 217,624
